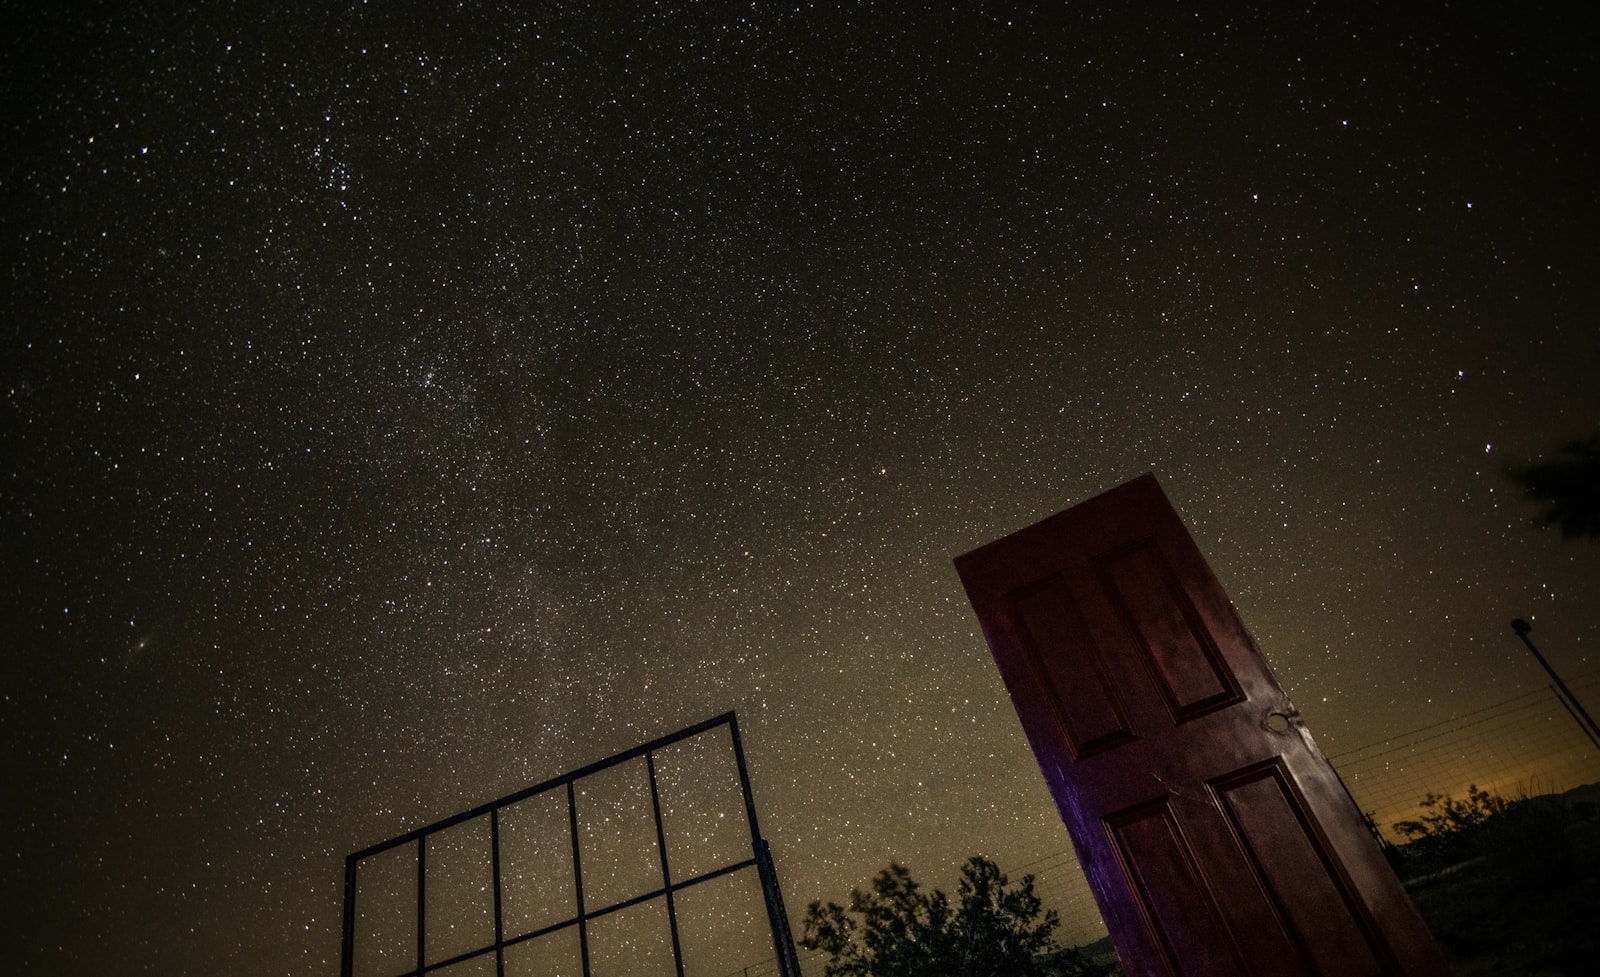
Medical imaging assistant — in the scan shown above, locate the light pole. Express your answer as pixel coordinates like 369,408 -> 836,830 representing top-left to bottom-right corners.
1511,618 -> 1600,749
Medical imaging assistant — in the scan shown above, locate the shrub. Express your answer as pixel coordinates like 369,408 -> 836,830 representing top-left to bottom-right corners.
1391,785 -> 1507,875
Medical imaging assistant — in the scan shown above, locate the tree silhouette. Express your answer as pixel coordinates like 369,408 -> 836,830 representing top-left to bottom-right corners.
1509,433 -> 1600,540
800,856 -> 1111,977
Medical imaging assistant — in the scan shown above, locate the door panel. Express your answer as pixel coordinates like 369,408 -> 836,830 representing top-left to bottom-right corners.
1211,761 -> 1384,977
1104,798 -> 1249,977
1096,537 -> 1243,719
956,474 -> 1450,977
1010,574 -> 1135,759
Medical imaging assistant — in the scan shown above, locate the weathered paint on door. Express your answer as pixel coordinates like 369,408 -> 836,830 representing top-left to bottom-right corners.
955,474 -> 1451,977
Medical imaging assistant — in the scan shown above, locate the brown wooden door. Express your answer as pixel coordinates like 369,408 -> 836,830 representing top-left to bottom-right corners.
955,474 -> 1451,977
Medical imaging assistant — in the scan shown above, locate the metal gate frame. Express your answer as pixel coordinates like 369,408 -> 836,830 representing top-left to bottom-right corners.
340,712 -> 801,977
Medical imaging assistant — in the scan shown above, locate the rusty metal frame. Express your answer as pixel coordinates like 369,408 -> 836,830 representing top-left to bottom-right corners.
340,711 -> 800,977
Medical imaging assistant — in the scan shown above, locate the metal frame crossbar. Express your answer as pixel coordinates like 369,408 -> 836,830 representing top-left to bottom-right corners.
340,711 -> 800,977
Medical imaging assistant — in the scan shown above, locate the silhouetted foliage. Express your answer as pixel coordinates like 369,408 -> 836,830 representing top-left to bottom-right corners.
800,856 -> 1111,977
1392,785 -> 1508,875
1509,433 -> 1600,539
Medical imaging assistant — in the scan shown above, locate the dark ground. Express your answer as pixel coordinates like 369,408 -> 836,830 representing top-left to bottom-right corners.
1405,805 -> 1600,977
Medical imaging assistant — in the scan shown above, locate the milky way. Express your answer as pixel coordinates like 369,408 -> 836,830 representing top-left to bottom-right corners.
4,4 -> 1597,974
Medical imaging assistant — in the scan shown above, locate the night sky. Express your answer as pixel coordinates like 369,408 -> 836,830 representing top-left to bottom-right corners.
4,3 -> 1599,975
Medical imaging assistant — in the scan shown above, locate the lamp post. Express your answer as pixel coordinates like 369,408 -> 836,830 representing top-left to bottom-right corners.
1511,618 -> 1600,748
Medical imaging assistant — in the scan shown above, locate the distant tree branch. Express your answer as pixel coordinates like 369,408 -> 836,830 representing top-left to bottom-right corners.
1508,433 -> 1600,540
800,856 -> 1111,977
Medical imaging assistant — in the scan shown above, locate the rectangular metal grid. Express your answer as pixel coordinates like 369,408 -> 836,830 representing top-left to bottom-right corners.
340,712 -> 801,977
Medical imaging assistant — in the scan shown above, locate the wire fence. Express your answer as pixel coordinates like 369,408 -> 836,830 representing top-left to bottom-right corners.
1330,671 -> 1600,841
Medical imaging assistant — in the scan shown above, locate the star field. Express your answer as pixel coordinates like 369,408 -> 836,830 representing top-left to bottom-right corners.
3,4 -> 1598,975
